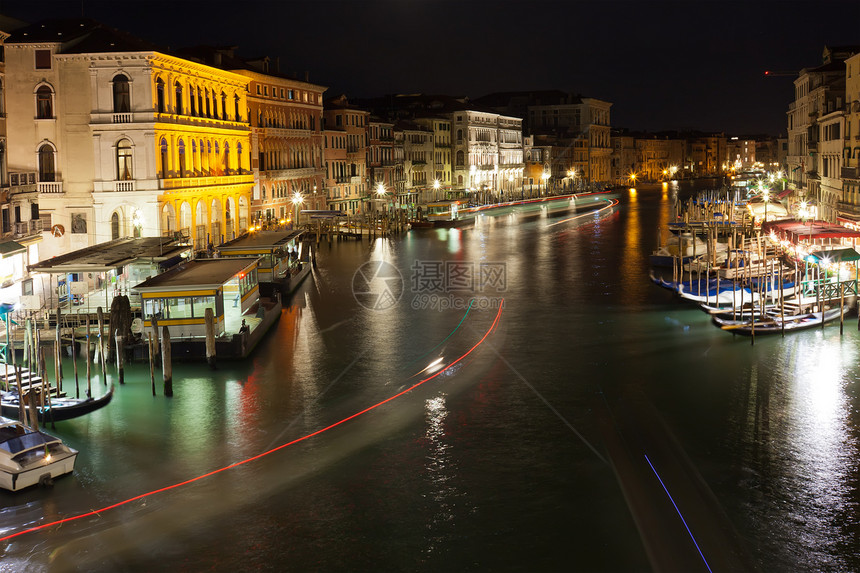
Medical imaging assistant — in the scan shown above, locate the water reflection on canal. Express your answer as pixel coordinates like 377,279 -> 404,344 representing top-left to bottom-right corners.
2,181 -> 860,572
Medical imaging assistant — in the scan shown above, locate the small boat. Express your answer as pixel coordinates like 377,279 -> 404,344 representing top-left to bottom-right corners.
1,384 -> 114,423
0,416 -> 78,491
713,306 -> 850,335
649,233 -> 721,268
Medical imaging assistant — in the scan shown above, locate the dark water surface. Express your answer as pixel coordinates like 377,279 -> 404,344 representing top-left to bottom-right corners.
2,181 -> 859,572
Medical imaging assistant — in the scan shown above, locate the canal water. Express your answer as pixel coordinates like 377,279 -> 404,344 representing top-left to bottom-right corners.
2,181 -> 860,572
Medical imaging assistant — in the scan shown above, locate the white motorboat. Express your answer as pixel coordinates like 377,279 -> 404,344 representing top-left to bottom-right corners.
0,416 -> 78,491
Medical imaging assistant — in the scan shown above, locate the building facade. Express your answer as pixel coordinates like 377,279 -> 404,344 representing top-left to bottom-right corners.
235,65 -> 327,223
838,52 -> 860,226
6,20 -> 255,259
323,95 -> 368,215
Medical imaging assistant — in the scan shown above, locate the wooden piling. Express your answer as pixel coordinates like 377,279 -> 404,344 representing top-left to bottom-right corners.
55,306 -> 63,384
205,307 -> 216,369
840,282 -> 845,335
26,389 -> 39,431
152,315 -> 160,362
148,332 -> 156,396
85,316 -> 92,398
97,307 -> 106,384
115,332 -> 125,385
15,365 -> 25,423
72,334 -> 79,399
161,325 -> 173,397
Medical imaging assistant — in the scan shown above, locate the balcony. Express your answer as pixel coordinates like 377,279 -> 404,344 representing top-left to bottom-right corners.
9,172 -> 36,186
37,181 -> 63,194
13,219 -> 43,237
837,202 -> 860,217
112,113 -> 133,123
159,173 -> 254,191
115,180 -> 135,192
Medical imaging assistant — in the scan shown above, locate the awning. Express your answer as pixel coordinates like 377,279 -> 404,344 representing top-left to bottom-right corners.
0,240 -> 25,257
807,248 -> 860,263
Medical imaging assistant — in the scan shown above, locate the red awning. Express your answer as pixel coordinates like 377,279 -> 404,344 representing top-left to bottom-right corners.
762,219 -> 860,243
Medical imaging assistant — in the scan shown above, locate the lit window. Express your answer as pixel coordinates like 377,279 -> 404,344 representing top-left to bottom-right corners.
36,85 -> 53,119
112,75 -> 130,113
116,139 -> 133,180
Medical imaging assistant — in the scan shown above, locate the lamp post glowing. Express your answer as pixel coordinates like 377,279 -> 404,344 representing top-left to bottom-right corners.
762,188 -> 770,223
291,191 -> 304,229
567,169 -> 577,192
541,171 -> 549,197
629,172 -> 637,188
433,179 -> 440,201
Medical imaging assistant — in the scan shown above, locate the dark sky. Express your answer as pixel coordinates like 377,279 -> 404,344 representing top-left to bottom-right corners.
2,0 -> 859,136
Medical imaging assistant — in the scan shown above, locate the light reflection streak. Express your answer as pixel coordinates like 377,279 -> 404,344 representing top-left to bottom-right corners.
0,303 -> 504,544
423,394 -> 458,557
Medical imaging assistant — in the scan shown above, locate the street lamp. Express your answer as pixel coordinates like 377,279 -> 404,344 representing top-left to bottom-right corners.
541,171 -> 549,196
567,169 -> 577,192
291,191 -> 304,229
433,179 -> 441,201
629,172 -> 637,188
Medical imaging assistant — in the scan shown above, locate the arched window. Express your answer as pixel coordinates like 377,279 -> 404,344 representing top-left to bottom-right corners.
174,82 -> 183,115
224,142 -> 230,175
36,85 -> 53,119
198,88 -> 204,117
38,144 -> 55,181
214,142 -> 220,175
205,89 -> 211,117
236,142 -> 243,173
191,140 -> 197,173
111,212 -> 120,239
189,86 -> 197,116
456,150 -> 465,166
159,138 -> 168,177
112,75 -> 130,113
178,139 -> 186,177
116,139 -> 133,180
156,79 -> 165,113
234,94 -> 240,122
220,92 -> 227,121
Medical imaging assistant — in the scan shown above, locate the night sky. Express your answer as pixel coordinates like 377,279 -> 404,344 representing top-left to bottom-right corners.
2,0 -> 859,136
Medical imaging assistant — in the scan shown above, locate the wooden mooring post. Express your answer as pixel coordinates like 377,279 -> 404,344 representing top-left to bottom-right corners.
161,325 -> 173,397
97,307 -> 107,384
148,332 -> 156,396
115,332 -> 125,384
85,316 -> 92,398
205,307 -> 216,370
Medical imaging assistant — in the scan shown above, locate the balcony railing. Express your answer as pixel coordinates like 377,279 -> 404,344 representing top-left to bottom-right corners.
37,181 -> 63,193
112,113 -> 132,123
13,219 -> 43,237
159,173 -> 254,190
115,180 -> 135,191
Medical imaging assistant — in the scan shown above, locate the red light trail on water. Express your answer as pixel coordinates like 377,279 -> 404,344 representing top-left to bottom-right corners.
0,302 -> 504,543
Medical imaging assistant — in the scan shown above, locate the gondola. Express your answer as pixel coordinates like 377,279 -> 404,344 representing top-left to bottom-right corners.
712,306 -> 850,335
1,384 -> 114,423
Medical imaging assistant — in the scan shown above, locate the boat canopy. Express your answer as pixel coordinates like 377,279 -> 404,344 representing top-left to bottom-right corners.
762,219 -> 860,243
806,247 -> 860,263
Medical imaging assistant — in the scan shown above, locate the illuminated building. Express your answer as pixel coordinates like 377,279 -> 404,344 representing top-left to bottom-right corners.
786,46 -> 853,212
323,95 -> 368,214
451,109 -> 523,201
0,22 -> 42,303
840,51 -> 860,228
5,19 -> 254,260
234,64 -> 326,222
366,117 -> 398,203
